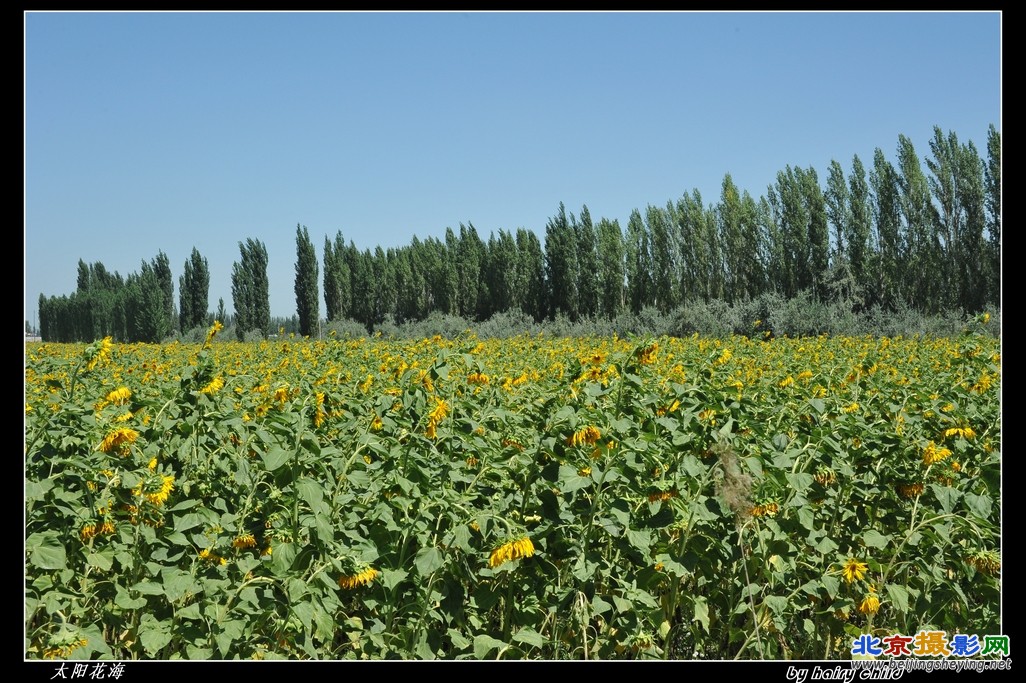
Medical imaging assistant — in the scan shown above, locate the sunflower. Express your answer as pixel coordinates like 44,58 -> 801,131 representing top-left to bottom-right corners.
635,342 -> 658,365
232,533 -> 258,550
841,558 -> 869,584
98,427 -> 139,455
205,320 -> 224,346
200,376 -> 224,395
84,336 -> 114,372
338,567 -> 380,590
922,441 -> 953,465
489,536 -> 535,568
857,592 -> 880,616
199,548 -> 227,566
567,426 -> 601,447
313,392 -> 326,428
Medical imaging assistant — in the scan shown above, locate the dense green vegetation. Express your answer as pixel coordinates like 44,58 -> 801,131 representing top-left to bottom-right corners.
37,125 -> 1000,343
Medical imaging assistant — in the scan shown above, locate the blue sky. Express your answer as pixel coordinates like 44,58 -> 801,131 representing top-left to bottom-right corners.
24,11 -> 1001,323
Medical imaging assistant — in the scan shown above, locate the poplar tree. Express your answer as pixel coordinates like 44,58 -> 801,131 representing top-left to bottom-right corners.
516,228 -> 546,322
232,238 -> 270,339
153,251 -> 176,334
576,205 -> 600,318
984,124 -> 1001,304
544,203 -> 580,319
625,208 -> 651,312
596,217 -> 625,318
179,247 -> 210,331
647,202 -> 678,312
294,224 -> 319,337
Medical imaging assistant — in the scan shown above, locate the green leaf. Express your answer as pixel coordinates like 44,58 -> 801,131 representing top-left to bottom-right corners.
447,629 -> 471,651
625,528 -> 651,553
964,492 -> 991,519
597,516 -> 622,537
313,602 -> 335,643
237,556 -> 260,575
85,548 -> 114,571
693,595 -> 710,633
114,587 -> 147,610
571,556 -> 599,582
659,620 -> 672,638
645,504 -> 674,528
313,511 -> 334,543
655,416 -> 678,431
797,506 -> 816,531
296,477 -> 324,509
655,556 -> 688,578
612,595 -> 633,614
718,418 -> 735,437
415,547 -> 444,576
552,405 -> 577,424
863,529 -> 892,549
165,531 -> 192,547
886,584 -> 909,614
271,542 -> 297,575
764,595 -> 789,615
27,532 -> 66,570
813,536 -> 838,554
558,465 -> 592,493
473,634 -> 507,659
380,568 -> 408,590
809,398 -> 826,414
415,633 -> 435,660
214,619 -> 245,657
451,523 -> 473,553
262,446 -> 291,472
689,497 -> 721,522
138,618 -> 172,656
930,485 -> 961,514
131,581 -> 164,595
785,472 -> 814,494
25,478 -> 54,502
174,513 -> 205,533
680,454 -> 706,478
592,595 -> 612,614
512,629 -> 546,648
76,625 -> 111,659
185,645 -> 213,659
160,569 -> 196,603
293,600 -> 315,633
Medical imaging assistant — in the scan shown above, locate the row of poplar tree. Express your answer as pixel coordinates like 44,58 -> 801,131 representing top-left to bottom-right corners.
37,125 -> 1000,343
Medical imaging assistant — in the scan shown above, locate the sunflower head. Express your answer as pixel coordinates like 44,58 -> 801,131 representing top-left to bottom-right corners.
841,557 -> 869,584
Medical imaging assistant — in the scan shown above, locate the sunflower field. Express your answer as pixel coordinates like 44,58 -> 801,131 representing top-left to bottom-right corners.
24,322 -> 1001,659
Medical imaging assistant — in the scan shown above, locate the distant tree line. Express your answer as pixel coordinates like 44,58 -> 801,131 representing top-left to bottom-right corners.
37,124 -> 1000,342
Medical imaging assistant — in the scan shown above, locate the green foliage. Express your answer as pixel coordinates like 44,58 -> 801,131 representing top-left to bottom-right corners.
232,238 -> 270,340
35,124 -> 1000,342
545,203 -> 580,320
25,329 -> 1001,659
324,318 -> 369,339
180,248 -> 210,332
294,225 -> 320,337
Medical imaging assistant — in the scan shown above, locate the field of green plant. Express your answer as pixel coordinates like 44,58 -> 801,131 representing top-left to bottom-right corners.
24,323 -> 1001,660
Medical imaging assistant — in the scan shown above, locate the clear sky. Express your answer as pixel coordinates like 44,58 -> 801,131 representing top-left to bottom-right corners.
24,11 -> 1001,323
